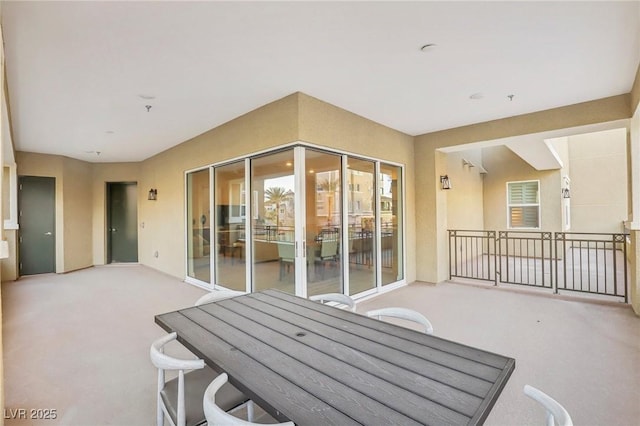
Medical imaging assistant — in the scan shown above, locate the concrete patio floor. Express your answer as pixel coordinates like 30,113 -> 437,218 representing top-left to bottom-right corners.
2,265 -> 638,425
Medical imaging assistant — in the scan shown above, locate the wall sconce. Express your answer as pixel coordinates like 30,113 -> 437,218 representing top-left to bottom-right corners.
562,188 -> 570,199
148,188 -> 158,201
440,175 -> 451,190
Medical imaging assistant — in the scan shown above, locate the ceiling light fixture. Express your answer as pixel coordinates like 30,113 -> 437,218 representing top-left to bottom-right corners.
145,105 -> 152,112
507,94 -> 515,101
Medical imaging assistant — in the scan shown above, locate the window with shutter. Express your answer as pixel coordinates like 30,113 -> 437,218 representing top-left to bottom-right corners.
507,181 -> 540,228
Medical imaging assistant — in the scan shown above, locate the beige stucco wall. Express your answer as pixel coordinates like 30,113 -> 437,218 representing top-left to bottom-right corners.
444,150 -> 484,230
482,146 -> 561,232
62,157 -> 93,272
567,128 -> 628,233
137,93 -> 299,278
136,92 -> 416,282
0,10 -> 4,416
15,152 -> 65,272
14,153 -> 94,273
547,137 -> 571,231
91,162 -> 140,265
630,102 -> 640,315
415,95 -> 631,284
297,93 -> 416,283
0,230 -> 17,280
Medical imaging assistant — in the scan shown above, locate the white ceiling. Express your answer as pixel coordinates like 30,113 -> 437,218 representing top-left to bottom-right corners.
2,1 -> 639,163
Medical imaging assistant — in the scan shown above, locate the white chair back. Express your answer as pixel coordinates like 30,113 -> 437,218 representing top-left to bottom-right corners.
309,293 -> 356,312
524,385 -> 573,426
150,332 -> 206,426
366,307 -> 433,334
204,373 -> 294,426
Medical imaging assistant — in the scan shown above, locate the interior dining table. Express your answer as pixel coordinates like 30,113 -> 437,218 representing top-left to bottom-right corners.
155,289 -> 515,425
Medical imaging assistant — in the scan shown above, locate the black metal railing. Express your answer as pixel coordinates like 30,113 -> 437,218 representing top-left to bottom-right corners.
555,232 -> 628,302
498,231 -> 553,289
448,229 -> 629,302
448,230 -> 497,283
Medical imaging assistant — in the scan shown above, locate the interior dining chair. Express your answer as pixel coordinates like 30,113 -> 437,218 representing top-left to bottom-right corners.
314,238 -> 339,279
366,307 -> 434,334
309,293 -> 356,312
276,242 -> 295,281
204,373 -> 294,426
194,289 -> 246,307
524,385 -> 573,426
150,332 -> 249,426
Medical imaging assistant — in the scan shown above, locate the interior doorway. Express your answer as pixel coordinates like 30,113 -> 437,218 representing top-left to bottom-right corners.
107,182 -> 138,263
18,176 -> 56,275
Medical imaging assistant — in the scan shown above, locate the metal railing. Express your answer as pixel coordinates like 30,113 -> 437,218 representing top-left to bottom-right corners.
448,230 -> 497,282
498,231 -> 553,289
555,232 -> 628,302
448,229 -> 629,302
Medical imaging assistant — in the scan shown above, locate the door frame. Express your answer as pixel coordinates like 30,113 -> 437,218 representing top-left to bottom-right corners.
18,175 -> 56,275
106,181 -> 139,264
184,142 -> 408,298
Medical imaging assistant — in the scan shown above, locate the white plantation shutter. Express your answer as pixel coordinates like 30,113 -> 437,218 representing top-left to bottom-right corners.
508,181 -> 540,228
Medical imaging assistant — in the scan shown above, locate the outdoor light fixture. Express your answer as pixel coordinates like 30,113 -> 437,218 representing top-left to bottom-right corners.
148,188 -> 158,201
440,175 -> 451,190
562,176 -> 571,199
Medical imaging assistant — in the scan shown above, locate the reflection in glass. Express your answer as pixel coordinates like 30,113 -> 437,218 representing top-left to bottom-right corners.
347,158 -> 376,295
380,163 -> 404,285
186,168 -> 211,283
251,150 -> 296,293
214,161 -> 246,291
306,150 -> 342,297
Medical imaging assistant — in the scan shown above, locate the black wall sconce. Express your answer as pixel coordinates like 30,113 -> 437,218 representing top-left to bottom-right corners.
148,188 -> 158,201
562,188 -> 571,199
440,175 -> 451,190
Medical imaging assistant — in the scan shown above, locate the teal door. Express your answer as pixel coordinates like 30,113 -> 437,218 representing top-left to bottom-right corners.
18,176 -> 56,275
107,182 -> 138,263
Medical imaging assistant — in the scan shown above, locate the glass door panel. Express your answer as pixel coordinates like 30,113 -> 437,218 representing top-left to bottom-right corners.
251,149 -> 296,293
214,161 -> 246,291
305,150 -> 342,297
186,168 -> 211,283
380,163 -> 404,285
347,158 -> 377,295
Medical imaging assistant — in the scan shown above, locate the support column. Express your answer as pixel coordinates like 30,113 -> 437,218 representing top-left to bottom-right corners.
414,142 -> 449,284
629,104 -> 640,315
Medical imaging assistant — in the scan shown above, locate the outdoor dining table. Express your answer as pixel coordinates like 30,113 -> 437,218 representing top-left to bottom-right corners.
155,289 -> 515,425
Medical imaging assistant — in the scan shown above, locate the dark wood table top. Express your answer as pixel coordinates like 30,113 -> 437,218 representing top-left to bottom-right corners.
155,289 -> 515,425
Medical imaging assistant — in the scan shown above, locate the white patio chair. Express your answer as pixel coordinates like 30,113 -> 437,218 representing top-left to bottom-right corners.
195,289 -> 246,307
366,307 -> 434,334
309,293 -> 356,312
204,373 -> 294,426
150,332 -> 248,426
524,385 -> 573,426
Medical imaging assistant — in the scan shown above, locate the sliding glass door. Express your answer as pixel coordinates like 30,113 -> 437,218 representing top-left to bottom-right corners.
380,163 -> 404,285
251,149 -> 296,293
186,168 -> 211,283
305,149 -> 343,297
347,158 -> 377,295
214,161 -> 246,291
186,144 -> 405,297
